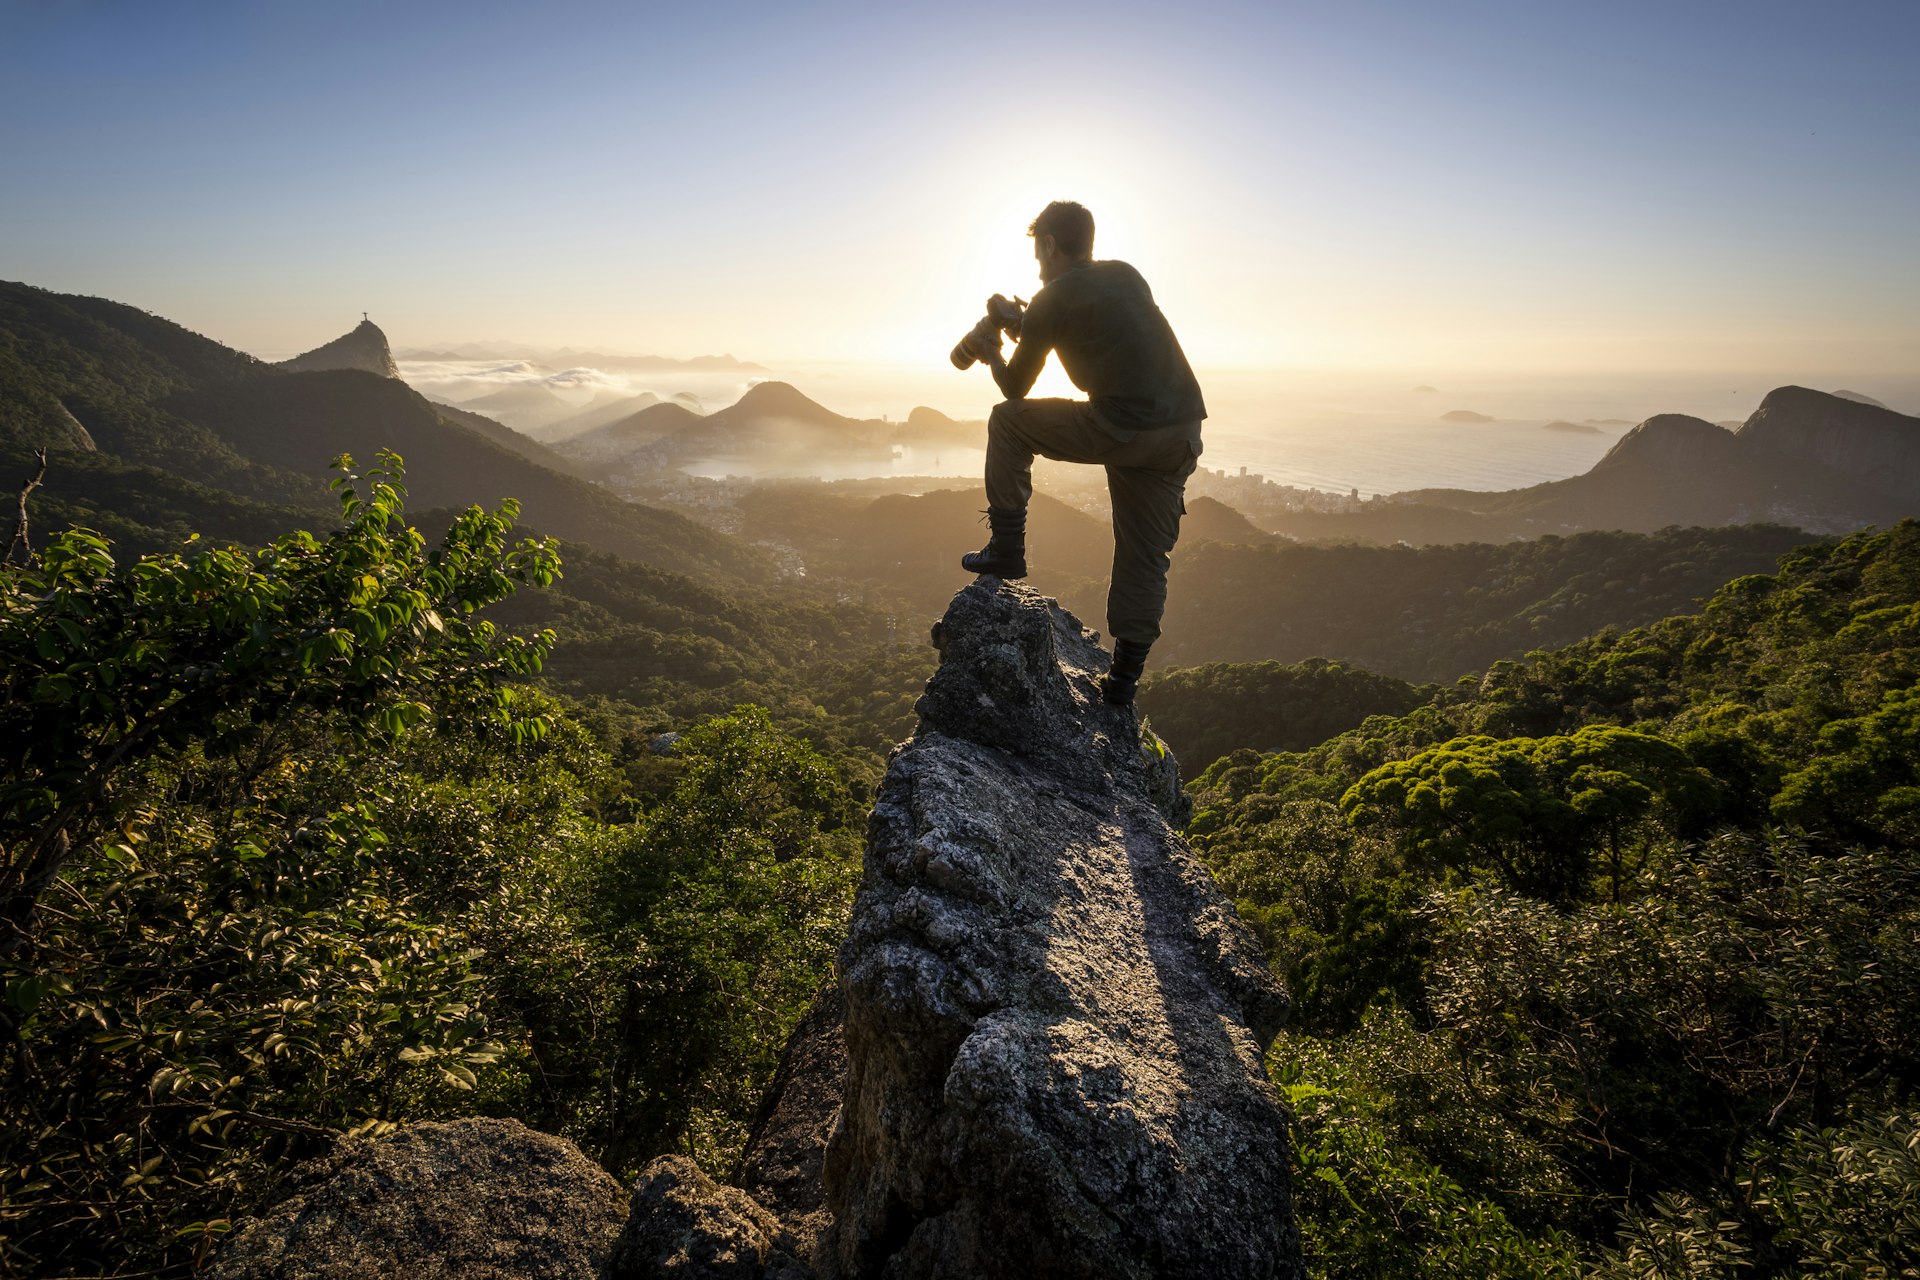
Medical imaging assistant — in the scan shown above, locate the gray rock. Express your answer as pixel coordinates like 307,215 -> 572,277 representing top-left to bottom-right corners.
207,1117 -> 627,1280
606,1156 -> 813,1279
823,580 -> 1301,1279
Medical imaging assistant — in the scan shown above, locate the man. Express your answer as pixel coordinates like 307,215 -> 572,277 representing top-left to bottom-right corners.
959,200 -> 1206,706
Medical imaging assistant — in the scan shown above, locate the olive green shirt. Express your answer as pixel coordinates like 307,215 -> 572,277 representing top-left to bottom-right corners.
993,259 -> 1206,432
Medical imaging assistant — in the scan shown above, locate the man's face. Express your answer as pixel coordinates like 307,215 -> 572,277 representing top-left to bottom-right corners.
1034,234 -> 1063,284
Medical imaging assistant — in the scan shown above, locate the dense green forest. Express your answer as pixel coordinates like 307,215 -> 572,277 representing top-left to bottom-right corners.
7,451 -> 1915,1273
1137,658 -> 1433,781
1189,520 -> 1920,1275
0,460 -> 866,1275
1157,523 -> 1814,680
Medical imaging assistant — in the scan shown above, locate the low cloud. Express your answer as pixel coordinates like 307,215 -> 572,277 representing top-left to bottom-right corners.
543,366 -> 629,390
398,359 -> 646,406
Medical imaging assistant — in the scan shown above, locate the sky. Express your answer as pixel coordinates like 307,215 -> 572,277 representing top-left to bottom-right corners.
2,0 -> 1917,380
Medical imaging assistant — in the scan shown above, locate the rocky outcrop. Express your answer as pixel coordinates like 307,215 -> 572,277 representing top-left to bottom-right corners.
0,398 -> 98,453
51,401 -> 98,451
822,580 -> 1300,1278
206,1117 -> 627,1279
1737,385 -> 1920,501
277,319 -> 400,378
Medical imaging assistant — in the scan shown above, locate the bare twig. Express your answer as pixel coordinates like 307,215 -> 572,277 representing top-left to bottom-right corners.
6,448 -> 49,565
149,1100 -> 343,1139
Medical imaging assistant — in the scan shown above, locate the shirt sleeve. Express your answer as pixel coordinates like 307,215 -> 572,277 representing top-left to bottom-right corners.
992,290 -> 1053,400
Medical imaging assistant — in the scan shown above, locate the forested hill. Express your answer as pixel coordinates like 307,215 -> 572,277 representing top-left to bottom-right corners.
739,480 -> 1813,681
1157,523 -> 1814,679
1185,518 -> 1920,1272
0,281 -> 764,581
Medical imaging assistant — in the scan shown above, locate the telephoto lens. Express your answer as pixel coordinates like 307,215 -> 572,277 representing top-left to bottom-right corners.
950,318 -> 996,370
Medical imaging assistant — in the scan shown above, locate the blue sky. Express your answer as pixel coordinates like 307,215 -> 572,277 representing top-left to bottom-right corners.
2,0 -> 1916,374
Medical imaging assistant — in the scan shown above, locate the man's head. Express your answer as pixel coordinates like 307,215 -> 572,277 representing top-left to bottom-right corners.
1029,201 -> 1094,283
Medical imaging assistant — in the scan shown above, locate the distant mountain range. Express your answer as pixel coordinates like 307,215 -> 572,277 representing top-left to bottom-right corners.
9,281 -> 1907,717
1255,387 -> 1920,544
0,284 -> 766,582
529,391 -> 666,441
552,380 -> 984,478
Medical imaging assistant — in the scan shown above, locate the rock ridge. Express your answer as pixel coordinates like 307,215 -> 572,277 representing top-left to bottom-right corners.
822,580 -> 1300,1278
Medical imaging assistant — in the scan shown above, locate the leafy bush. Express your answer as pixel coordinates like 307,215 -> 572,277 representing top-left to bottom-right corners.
0,461 -> 862,1276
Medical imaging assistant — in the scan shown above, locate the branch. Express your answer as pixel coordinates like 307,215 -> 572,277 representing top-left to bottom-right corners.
6,448 -> 48,566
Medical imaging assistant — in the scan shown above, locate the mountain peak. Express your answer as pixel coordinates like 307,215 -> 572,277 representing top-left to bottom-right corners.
1593,414 -> 1738,472
1737,385 -> 1920,501
1745,384 -> 1910,426
277,318 -> 398,378
905,405 -> 957,428
728,380 -> 839,423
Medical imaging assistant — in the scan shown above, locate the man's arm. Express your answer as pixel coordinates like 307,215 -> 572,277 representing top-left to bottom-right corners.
987,331 -> 1047,400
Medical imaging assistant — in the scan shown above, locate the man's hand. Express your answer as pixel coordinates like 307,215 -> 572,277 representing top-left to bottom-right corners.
967,327 -> 1003,365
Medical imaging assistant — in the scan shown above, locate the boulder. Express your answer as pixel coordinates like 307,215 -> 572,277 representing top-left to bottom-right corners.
206,1117 -> 627,1279
605,1156 -> 813,1280
822,580 -> 1301,1279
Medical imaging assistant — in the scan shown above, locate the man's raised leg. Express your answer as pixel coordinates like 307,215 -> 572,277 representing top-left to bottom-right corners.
982,398 -> 1114,511
966,399 -> 1116,578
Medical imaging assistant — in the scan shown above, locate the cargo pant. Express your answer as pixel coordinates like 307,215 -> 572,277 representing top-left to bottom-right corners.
984,398 -> 1203,646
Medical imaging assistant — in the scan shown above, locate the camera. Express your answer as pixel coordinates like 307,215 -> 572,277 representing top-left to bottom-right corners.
950,294 -> 1026,370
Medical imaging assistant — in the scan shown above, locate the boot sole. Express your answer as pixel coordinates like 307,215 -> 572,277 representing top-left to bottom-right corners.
960,556 -> 1028,578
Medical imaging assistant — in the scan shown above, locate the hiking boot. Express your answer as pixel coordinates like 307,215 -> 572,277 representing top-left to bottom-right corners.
1100,638 -> 1152,706
960,506 -> 1028,579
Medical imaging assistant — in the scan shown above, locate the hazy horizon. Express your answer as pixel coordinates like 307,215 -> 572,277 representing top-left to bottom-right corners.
375,341 -> 1919,497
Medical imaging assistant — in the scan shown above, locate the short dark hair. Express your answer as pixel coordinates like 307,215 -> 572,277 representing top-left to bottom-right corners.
1029,201 -> 1095,259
